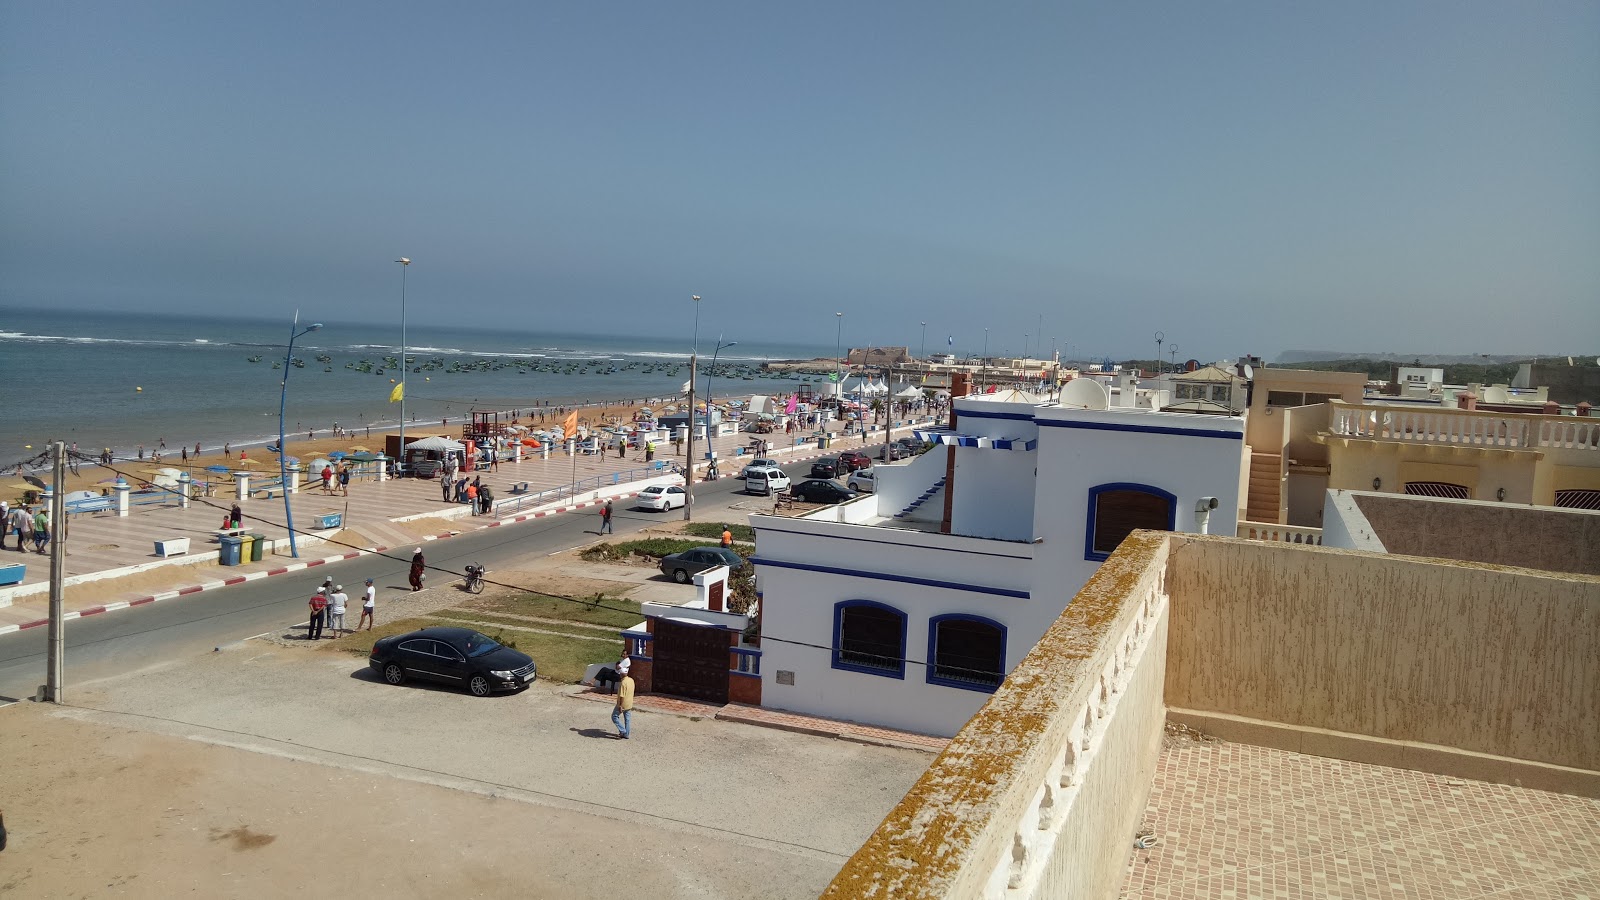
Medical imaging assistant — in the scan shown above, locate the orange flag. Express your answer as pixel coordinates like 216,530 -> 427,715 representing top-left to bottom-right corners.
561,411 -> 578,440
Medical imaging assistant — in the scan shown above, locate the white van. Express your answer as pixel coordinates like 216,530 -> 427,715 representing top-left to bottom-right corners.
744,466 -> 792,496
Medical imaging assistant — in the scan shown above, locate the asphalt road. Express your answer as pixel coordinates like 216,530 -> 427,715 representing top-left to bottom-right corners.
0,461 -> 822,702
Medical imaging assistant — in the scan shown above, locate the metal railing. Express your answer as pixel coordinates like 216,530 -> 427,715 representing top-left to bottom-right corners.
491,462 -> 682,518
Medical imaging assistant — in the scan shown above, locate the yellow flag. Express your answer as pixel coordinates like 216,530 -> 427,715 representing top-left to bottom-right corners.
561,411 -> 578,440
389,382 -> 404,403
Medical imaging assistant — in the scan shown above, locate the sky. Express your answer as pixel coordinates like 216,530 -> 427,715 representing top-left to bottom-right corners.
2,2 -> 1596,362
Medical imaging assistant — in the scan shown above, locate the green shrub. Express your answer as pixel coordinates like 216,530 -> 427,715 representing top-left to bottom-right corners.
685,522 -> 755,543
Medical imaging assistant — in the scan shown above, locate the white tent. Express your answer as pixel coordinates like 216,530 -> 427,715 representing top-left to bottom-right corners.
405,436 -> 464,452
893,383 -> 922,399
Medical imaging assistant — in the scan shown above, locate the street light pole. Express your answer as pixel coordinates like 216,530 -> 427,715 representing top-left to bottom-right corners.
279,314 -> 323,558
920,321 -> 927,362
396,258 -> 410,476
683,295 -> 702,522
705,337 -> 737,457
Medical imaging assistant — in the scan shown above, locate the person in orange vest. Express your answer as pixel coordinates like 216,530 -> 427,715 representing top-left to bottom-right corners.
466,481 -> 479,515
720,526 -> 732,548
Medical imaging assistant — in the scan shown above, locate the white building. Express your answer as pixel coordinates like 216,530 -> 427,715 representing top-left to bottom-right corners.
750,379 -> 1246,736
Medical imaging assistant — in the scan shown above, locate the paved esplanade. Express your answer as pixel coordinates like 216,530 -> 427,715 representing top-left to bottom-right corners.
0,419 -> 930,628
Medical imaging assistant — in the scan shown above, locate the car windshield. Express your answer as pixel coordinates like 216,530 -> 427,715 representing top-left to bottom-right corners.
462,633 -> 502,658
642,487 -> 662,495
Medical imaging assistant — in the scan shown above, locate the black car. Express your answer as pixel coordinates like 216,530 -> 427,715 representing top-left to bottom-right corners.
877,444 -> 909,461
369,626 -> 536,696
791,479 -> 858,504
810,456 -> 843,478
659,546 -> 746,584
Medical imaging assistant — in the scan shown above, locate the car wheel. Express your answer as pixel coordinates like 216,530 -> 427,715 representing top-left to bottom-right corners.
673,568 -> 690,584
467,673 -> 493,697
383,662 -> 406,685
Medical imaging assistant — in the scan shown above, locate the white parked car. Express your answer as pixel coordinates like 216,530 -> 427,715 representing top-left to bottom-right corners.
744,466 -> 792,496
635,484 -> 687,511
846,468 -> 876,493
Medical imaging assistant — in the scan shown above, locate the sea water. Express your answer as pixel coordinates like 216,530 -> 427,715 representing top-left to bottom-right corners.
0,307 -> 835,456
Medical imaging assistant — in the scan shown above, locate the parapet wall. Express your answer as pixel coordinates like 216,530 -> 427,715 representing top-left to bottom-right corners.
822,532 -> 1170,900
1165,536 -> 1600,779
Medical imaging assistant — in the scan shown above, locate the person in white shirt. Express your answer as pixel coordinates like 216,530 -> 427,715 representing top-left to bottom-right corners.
328,585 -> 349,635
358,578 -> 376,631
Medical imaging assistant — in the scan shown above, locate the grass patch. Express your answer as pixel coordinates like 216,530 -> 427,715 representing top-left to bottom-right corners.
320,613 -> 620,684
684,522 -> 755,543
469,592 -> 642,629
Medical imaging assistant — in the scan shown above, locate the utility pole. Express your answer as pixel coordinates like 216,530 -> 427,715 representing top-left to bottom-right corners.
45,441 -> 66,702
683,351 -> 698,521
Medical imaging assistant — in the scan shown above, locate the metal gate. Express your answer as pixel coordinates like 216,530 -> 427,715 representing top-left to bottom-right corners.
651,619 -> 730,704
1403,481 -> 1470,499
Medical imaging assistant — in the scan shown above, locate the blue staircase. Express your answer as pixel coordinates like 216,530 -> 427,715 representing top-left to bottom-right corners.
894,477 -> 946,519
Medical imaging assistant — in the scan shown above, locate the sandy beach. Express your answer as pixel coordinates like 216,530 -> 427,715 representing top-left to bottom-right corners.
15,396 -> 704,502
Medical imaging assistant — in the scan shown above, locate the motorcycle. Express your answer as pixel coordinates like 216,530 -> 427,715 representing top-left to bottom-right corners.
464,563 -> 486,594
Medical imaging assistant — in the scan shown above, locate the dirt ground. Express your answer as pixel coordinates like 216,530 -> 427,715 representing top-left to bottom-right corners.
0,702 -> 835,899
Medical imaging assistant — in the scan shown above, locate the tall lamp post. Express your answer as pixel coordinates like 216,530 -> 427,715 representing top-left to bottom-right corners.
704,337 -> 737,456
395,257 -> 410,475
279,315 -> 322,558
834,312 -> 844,411
683,295 -> 702,521
920,321 -> 927,362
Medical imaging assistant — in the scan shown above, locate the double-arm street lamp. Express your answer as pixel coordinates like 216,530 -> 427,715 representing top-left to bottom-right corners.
279,316 -> 323,558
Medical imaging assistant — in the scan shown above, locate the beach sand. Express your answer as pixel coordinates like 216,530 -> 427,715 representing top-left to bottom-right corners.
26,397 -> 689,501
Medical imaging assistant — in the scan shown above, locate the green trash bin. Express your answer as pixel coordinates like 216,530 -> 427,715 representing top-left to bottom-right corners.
219,535 -> 243,566
248,533 -> 266,562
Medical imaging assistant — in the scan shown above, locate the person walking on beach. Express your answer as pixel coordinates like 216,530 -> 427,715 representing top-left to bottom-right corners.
358,578 -> 376,631
338,465 -> 351,496
9,506 -> 33,553
328,585 -> 348,636
224,443 -> 231,459
181,446 -> 188,463
409,548 -> 425,592
612,660 -> 634,739
600,499 -> 614,535
32,508 -> 50,554
307,588 -> 327,640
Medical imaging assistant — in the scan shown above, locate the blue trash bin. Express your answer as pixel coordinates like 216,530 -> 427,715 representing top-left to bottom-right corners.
219,535 -> 244,566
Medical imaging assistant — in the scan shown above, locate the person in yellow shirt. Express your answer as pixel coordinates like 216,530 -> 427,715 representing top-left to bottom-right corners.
612,659 -> 634,740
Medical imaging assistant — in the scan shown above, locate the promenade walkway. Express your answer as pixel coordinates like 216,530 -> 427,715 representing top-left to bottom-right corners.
1,418 -> 933,629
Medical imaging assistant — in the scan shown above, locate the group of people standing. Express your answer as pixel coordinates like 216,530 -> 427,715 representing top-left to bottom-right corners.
440,466 -> 492,515
319,463 -> 352,496
3,501 -> 50,554
306,576 -> 377,639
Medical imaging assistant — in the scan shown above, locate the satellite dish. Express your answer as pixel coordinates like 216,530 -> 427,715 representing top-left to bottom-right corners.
1059,378 -> 1110,410
1242,364 -> 1254,380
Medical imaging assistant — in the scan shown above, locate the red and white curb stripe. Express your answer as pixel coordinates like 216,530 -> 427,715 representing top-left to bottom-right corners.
0,439 -> 915,638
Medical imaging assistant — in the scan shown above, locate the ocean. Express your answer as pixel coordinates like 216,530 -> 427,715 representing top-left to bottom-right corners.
0,307 -> 837,457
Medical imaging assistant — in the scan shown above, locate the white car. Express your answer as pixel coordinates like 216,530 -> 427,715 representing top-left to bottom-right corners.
846,469 -> 876,493
739,458 -> 778,477
635,484 -> 687,511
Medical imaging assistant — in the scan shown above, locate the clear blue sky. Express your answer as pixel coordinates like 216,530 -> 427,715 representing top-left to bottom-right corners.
3,2 -> 1596,361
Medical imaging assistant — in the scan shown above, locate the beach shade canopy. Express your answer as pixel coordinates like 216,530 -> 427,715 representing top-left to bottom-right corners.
348,445 -> 373,452
327,451 -> 347,460
205,465 -> 232,474
347,452 -> 380,462
405,436 -> 464,452
894,384 -> 923,399
308,458 -> 333,472
144,467 -> 185,478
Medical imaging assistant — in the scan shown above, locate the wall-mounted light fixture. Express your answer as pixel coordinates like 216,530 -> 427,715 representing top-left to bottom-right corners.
1496,487 -> 1506,501
1372,477 -> 1382,491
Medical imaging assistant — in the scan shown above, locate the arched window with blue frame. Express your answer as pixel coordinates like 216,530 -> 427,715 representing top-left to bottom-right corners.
832,599 -> 907,679
926,614 -> 1006,692
1084,482 -> 1177,561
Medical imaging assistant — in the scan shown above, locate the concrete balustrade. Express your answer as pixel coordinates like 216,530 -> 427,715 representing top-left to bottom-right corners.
1236,520 -> 1323,545
1328,399 -> 1599,451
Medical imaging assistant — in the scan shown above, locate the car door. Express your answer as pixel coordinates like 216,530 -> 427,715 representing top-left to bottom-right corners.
666,486 -> 685,508
396,639 -> 447,684
429,639 -> 469,685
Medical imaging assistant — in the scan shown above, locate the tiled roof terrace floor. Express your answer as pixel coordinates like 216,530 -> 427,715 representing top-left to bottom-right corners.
1121,738 -> 1600,900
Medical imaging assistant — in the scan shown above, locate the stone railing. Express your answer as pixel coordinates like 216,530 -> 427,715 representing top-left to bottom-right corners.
1237,521 -> 1323,545
1327,400 -> 1598,451
823,532 -> 1171,900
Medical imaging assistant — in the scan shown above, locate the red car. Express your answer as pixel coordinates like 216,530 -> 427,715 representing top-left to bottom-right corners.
838,450 -> 873,472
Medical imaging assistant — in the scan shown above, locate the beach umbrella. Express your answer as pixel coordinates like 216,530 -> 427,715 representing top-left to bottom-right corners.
348,445 -> 373,453
205,465 -> 231,474
347,452 -> 379,462
328,451 -> 347,460
232,457 -> 265,467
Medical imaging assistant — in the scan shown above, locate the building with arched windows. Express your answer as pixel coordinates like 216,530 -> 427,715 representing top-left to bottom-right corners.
749,380 -> 1247,736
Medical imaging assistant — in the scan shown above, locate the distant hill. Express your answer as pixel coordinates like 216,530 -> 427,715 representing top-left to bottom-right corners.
1275,351 -> 1544,366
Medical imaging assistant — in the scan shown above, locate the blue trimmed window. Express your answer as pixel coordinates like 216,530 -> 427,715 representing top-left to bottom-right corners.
926,614 -> 1006,692
832,600 -> 906,679
1085,483 -> 1177,561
